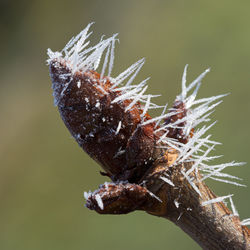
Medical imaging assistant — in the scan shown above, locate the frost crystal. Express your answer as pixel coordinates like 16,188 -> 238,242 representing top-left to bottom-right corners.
241,218 -> 250,226
48,24 -> 162,111
47,22 -> 117,76
84,191 -> 91,200
95,194 -> 104,210
229,196 -> 239,216
160,175 -> 175,187
115,121 -> 122,135
174,199 -> 180,208
202,194 -> 233,206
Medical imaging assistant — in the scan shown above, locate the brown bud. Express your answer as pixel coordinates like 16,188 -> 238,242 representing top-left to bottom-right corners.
49,60 -> 162,183
165,100 -> 193,143
85,182 -> 156,214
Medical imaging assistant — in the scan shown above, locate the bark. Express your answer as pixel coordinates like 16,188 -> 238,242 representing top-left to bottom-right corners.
85,150 -> 250,249
143,158 -> 250,250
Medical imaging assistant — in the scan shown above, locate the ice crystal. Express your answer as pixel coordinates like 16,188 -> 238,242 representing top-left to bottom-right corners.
202,194 -> 233,206
95,194 -> 104,210
241,218 -> 250,226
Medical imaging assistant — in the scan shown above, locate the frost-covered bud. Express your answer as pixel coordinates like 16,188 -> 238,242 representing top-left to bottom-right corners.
48,23 -> 247,218
85,182 -> 156,214
164,100 -> 192,144
48,24 -> 164,183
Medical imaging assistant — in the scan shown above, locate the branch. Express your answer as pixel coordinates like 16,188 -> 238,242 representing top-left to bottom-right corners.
145,160 -> 250,250
47,23 -> 250,249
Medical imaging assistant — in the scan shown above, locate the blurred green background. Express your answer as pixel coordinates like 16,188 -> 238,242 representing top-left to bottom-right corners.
0,0 -> 249,249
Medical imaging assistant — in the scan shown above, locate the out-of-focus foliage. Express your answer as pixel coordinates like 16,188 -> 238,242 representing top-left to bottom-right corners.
0,1 -> 249,249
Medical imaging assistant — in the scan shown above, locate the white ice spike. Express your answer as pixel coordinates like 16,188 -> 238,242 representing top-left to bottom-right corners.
202,194 -> 233,206
241,218 -> 250,226
112,58 -> 145,88
181,64 -> 188,101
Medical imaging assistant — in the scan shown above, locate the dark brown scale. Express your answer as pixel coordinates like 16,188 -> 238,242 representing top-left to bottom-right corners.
164,100 -> 193,144
123,123 -> 165,183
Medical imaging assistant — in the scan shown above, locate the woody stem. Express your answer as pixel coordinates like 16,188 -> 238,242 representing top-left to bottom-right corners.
144,162 -> 250,250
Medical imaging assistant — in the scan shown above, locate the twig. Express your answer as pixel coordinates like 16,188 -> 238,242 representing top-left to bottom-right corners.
47,23 -> 250,249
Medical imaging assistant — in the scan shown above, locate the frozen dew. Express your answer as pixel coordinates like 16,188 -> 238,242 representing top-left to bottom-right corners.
47,22 -> 118,76
160,176 -> 175,187
147,190 -> 162,203
174,199 -> 180,208
202,194 -> 233,206
181,170 -> 201,196
125,86 -> 148,112
77,81 -> 81,88
141,94 -> 152,117
241,218 -> 250,226
111,58 -> 145,88
115,121 -> 122,135
142,111 -> 180,126
95,194 -> 104,210
84,191 -> 92,200
229,196 -> 239,216
95,101 -> 100,108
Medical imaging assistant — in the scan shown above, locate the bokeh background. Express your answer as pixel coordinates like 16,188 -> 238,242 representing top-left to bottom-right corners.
0,0 -> 249,249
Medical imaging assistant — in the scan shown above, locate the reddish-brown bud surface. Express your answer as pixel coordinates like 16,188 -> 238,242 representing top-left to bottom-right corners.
85,182 -> 156,214
49,60 -> 163,183
164,100 -> 193,144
